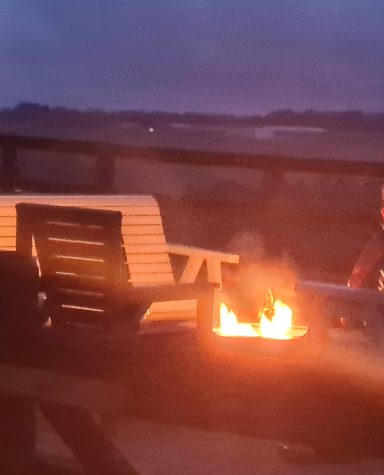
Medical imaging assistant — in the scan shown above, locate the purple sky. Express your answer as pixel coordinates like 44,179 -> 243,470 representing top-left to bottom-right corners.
1,0 -> 383,114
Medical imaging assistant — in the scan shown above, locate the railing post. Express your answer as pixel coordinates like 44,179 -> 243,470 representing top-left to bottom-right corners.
96,152 -> 115,192
1,145 -> 19,192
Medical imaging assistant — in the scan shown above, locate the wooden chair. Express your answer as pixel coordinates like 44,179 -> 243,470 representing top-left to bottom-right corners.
15,202 -> 216,339
0,194 -> 239,321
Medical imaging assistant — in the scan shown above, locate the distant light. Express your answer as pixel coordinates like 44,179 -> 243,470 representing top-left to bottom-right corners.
149,127 -> 154,133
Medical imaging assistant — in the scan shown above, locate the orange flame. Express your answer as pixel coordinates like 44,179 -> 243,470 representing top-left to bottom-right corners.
215,289 -> 302,340
258,290 -> 293,339
217,302 -> 258,337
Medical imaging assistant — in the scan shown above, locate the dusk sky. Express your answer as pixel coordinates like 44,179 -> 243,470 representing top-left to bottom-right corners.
1,0 -> 383,115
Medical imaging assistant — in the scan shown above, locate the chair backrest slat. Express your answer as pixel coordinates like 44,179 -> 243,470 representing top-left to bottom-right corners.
43,239 -> 110,262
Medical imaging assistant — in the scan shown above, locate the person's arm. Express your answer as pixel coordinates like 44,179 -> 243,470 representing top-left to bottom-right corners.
348,228 -> 384,288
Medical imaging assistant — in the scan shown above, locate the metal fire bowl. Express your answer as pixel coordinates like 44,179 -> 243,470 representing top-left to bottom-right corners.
210,327 -> 309,360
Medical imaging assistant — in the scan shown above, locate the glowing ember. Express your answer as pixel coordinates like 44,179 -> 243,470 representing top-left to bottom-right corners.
215,289 -> 306,340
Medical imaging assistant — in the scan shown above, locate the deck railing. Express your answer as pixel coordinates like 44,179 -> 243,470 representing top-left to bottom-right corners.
0,132 -> 383,193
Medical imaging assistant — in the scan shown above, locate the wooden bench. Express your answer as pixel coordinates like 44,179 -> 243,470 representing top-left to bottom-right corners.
0,194 -> 239,321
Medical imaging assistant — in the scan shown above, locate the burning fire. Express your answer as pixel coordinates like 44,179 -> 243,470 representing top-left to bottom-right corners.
259,290 -> 293,339
215,289 -> 299,340
218,302 -> 258,337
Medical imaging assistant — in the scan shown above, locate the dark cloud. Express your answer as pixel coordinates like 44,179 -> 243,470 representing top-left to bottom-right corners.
1,0 -> 383,113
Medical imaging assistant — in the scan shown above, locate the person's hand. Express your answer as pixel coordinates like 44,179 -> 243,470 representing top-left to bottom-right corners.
347,266 -> 366,288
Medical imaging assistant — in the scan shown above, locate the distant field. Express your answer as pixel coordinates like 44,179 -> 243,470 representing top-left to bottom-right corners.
2,119 -> 384,161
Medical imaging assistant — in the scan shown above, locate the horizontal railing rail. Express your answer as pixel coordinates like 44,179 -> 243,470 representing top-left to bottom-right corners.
0,132 -> 383,192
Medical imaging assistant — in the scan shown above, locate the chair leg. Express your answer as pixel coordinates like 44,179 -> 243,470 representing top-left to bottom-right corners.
196,288 -> 215,349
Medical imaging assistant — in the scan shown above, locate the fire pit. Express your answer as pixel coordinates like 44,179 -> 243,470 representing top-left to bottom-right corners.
202,288 -> 310,360
198,280 -> 384,361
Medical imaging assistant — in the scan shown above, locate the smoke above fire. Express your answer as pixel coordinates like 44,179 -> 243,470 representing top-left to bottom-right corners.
224,231 -> 298,322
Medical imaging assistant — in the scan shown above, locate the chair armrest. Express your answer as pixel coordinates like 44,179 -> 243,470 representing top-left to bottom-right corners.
167,243 -> 239,264
167,243 -> 239,285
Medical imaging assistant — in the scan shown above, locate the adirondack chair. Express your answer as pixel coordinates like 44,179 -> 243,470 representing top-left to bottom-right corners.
15,202 -> 216,337
0,194 -> 239,321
